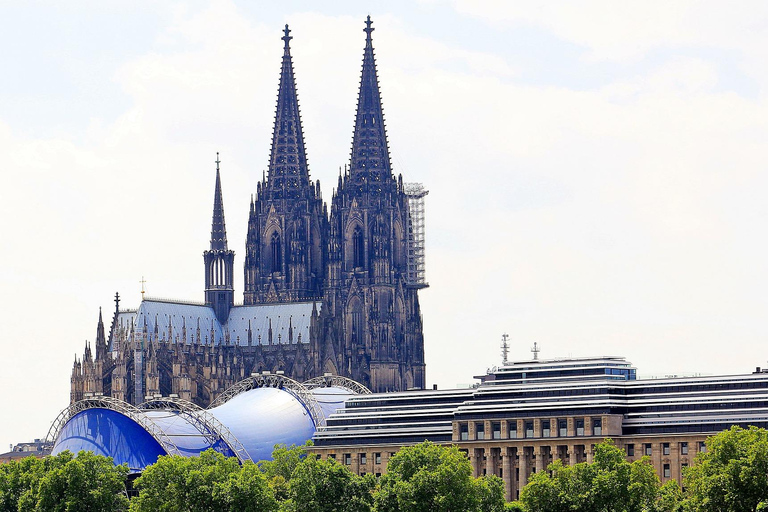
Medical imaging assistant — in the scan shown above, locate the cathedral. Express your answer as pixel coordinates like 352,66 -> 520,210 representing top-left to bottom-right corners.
70,18 -> 428,407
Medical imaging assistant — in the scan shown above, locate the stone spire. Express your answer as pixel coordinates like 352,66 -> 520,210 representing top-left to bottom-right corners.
348,16 -> 392,189
210,152 -> 228,251
266,24 -> 311,199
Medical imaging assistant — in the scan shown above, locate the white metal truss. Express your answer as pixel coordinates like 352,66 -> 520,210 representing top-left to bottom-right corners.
303,375 -> 372,395
209,373 -> 326,428
403,182 -> 428,287
137,397 -> 252,463
45,395 -> 183,457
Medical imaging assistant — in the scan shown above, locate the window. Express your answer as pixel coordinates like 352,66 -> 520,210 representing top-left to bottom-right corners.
352,226 -> 364,268
627,444 -> 635,457
663,443 -> 670,456
576,419 -> 585,436
699,441 -> 707,453
509,422 -> 518,439
558,419 -> 567,437
375,453 -> 382,464
680,442 -> 688,455
663,464 -> 671,478
476,422 -> 485,440
542,421 -> 551,438
270,232 -> 281,273
644,444 -> 652,456
681,463 -> 688,472
525,421 -> 534,438
360,453 -> 367,465
344,454 -> 352,465
593,418 -> 602,436
460,423 -> 469,441
492,422 -> 501,440
328,454 -> 336,460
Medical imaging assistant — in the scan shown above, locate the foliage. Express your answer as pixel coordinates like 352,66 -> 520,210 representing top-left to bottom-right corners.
520,439 -> 660,512
0,451 -> 128,512
283,455 -> 374,512
682,426 -> 768,512
374,441 -> 506,512
129,449 -> 275,512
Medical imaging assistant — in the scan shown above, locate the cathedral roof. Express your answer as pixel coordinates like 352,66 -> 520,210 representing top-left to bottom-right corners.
112,299 -> 319,348
348,16 -> 393,190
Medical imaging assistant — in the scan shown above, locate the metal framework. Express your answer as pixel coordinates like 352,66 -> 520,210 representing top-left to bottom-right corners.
403,182 -> 428,287
209,373 -> 327,428
45,395 -> 183,457
303,375 -> 372,395
137,397 -> 252,463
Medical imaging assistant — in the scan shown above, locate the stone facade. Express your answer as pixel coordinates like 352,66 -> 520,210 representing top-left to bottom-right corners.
70,18 -> 426,406
310,413 -> 708,501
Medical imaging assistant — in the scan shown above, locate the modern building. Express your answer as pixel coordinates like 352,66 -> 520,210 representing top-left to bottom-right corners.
50,373 -> 368,473
69,17 -> 427,407
310,356 -> 768,501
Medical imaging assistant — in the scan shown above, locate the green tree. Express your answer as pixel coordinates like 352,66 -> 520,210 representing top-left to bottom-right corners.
35,451 -> 129,512
130,449 -> 275,512
683,426 -> 768,512
374,441 -> 506,512
520,439 -> 661,512
284,455 -> 374,512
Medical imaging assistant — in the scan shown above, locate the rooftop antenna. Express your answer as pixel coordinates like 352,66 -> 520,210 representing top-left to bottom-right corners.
531,341 -> 540,361
140,276 -> 146,300
500,333 -> 510,365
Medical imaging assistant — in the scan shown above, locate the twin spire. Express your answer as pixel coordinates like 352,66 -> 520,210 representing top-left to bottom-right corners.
265,23 -> 311,199
210,17 -> 391,249
349,15 -> 392,187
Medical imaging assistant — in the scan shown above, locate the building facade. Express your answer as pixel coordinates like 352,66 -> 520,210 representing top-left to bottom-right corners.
310,356 -> 768,501
70,18 -> 427,406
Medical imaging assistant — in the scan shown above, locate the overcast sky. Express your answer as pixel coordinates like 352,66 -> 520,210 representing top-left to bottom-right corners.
2,0 -> 768,450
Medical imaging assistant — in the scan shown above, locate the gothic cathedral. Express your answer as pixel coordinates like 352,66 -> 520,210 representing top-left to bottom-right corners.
70,18 -> 427,406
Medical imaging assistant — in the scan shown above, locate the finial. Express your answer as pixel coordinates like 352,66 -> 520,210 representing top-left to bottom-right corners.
140,276 -> 146,300
282,24 -> 292,48
215,152 -> 220,171
531,341 -> 540,361
364,15 -> 374,41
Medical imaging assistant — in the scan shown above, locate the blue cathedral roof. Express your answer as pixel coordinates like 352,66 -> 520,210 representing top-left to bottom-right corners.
112,299 -> 319,349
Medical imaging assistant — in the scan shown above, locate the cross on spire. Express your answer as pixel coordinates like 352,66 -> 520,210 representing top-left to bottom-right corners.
364,15 -> 374,41
140,276 -> 146,299
215,152 -> 220,171
282,24 -> 292,48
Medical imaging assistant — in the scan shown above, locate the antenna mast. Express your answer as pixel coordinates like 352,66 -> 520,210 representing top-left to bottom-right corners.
500,333 -> 510,365
531,342 -> 540,360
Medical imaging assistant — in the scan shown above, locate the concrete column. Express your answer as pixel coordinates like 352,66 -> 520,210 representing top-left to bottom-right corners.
501,420 -> 509,439
535,446 -> 547,473
503,448 -> 514,502
519,447 -> 529,489
567,417 -> 575,437
534,419 -> 542,438
586,444 -> 594,464
472,448 -> 483,478
670,442 -> 680,482
487,448 -> 499,477
584,416 -> 592,437
568,444 -> 578,466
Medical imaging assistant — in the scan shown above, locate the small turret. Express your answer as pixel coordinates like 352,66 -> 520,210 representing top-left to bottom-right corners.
204,153 -> 235,324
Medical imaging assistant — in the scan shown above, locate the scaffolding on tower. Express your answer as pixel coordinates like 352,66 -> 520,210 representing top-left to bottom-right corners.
404,183 -> 429,288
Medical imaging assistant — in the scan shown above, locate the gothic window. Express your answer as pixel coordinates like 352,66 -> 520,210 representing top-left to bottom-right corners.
270,232 -> 281,273
353,226 -> 364,268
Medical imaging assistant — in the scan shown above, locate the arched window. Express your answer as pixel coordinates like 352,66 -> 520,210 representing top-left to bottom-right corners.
270,232 -> 281,273
352,226 -> 364,268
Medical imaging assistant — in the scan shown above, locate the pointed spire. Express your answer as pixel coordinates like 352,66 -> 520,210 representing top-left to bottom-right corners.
267,24 -> 311,199
349,16 -> 392,188
210,152 -> 228,251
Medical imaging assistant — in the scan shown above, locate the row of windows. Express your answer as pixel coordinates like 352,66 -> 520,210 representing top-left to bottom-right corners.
332,452 -> 387,465
625,441 -> 704,457
459,418 -> 603,441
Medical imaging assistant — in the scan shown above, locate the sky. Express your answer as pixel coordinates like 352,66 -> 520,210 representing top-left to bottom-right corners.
2,0 -> 768,451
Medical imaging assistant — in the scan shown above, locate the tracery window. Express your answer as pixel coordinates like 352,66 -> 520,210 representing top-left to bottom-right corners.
270,232 -> 281,273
